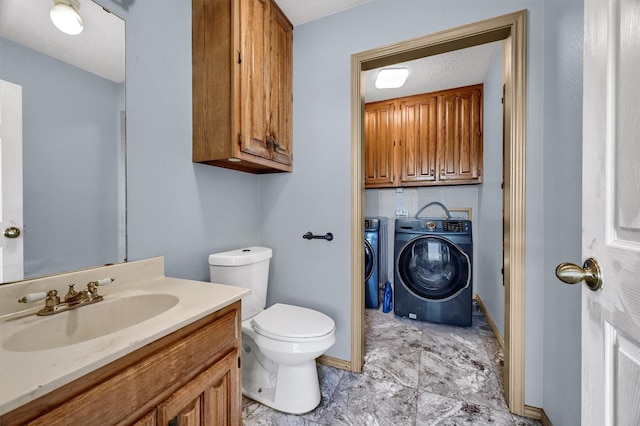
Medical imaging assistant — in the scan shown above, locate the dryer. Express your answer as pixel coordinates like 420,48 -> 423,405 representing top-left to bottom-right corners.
365,217 -> 388,309
394,210 -> 472,326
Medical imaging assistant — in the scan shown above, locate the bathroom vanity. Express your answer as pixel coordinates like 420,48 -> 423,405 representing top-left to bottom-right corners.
0,258 -> 249,425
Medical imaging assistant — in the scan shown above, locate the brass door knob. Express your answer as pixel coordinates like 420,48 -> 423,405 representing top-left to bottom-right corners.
555,258 -> 603,291
4,227 -> 21,238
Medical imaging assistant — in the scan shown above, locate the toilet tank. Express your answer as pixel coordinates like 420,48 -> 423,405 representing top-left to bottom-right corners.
208,246 -> 272,320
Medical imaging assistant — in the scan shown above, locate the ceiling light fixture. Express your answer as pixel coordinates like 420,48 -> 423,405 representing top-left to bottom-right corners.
375,68 -> 410,89
50,0 -> 84,35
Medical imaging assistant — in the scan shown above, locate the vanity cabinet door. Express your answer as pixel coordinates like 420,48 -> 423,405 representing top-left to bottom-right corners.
134,410 -> 157,426
158,350 -> 240,426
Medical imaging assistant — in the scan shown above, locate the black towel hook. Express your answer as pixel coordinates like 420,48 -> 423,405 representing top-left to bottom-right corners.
303,232 -> 333,241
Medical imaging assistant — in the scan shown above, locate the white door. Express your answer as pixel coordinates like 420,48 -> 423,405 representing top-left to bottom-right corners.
559,0 -> 640,424
0,80 -> 24,282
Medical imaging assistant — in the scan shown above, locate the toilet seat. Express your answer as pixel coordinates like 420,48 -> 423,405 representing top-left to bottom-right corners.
251,303 -> 335,342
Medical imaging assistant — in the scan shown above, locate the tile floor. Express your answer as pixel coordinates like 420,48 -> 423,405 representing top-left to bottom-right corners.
242,302 -> 541,425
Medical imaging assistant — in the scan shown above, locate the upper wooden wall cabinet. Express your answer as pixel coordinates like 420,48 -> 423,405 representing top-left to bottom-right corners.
365,84 -> 483,188
193,0 -> 293,173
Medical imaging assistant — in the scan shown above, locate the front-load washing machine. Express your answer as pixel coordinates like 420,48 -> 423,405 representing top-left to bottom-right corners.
365,217 -> 388,308
393,205 -> 472,326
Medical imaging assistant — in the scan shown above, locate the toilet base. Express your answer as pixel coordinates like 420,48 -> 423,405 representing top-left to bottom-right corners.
243,360 -> 321,414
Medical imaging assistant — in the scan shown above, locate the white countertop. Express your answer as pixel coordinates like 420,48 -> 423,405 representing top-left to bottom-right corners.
0,259 -> 249,416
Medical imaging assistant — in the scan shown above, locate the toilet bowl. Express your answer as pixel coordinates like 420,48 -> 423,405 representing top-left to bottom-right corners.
208,247 -> 336,414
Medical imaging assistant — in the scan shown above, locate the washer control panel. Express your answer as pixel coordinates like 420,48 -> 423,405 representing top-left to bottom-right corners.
442,221 -> 468,232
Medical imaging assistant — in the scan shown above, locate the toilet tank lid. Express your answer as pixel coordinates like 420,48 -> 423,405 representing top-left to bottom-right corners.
208,246 -> 272,266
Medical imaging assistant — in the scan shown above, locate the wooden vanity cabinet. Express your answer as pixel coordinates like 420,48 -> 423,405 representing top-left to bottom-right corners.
1,302 -> 242,426
364,84 -> 483,188
192,0 -> 293,173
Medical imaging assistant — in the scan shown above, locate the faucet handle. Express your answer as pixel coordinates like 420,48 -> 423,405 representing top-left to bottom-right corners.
18,292 -> 47,304
95,277 -> 114,286
86,277 -> 113,298
45,290 -> 60,307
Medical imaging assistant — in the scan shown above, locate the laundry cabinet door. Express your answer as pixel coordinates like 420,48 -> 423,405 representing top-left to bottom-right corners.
364,101 -> 397,188
437,85 -> 483,184
399,94 -> 438,186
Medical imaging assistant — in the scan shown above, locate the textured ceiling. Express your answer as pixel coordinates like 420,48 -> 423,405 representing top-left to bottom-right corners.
274,0 -> 373,26
274,0 -> 500,102
2,0 -> 498,99
364,42 -> 501,103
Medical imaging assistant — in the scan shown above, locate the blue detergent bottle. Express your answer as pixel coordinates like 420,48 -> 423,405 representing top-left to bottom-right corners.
382,281 -> 392,313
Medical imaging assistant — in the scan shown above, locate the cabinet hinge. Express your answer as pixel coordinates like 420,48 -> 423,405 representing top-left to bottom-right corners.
238,356 -> 242,368
237,132 -> 242,145
238,51 -> 242,64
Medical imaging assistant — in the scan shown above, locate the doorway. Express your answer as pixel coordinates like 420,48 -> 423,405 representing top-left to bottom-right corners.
350,10 -> 527,416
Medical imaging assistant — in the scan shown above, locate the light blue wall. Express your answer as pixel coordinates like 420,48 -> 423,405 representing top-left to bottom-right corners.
100,0 -> 261,281
477,43 -> 505,335
541,2 -> 583,424
259,0 -> 583,421
95,0 -> 581,422
1,37 -> 121,278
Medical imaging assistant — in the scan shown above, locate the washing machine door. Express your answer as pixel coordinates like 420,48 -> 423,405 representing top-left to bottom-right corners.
364,239 -> 375,281
396,235 -> 470,301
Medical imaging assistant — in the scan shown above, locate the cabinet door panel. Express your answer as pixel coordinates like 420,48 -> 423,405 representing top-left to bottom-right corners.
134,410 -> 157,426
158,350 -> 240,426
238,0 -> 270,159
365,102 -> 396,187
400,95 -> 438,185
268,6 -> 293,165
438,88 -> 482,183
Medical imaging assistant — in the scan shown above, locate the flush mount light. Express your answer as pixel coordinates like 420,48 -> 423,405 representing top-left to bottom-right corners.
374,68 -> 410,89
50,0 -> 84,35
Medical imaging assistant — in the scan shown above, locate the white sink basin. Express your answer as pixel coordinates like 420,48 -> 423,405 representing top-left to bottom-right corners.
3,294 -> 179,352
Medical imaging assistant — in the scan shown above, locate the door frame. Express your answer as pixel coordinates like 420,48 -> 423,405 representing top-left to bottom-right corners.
350,10 -> 527,415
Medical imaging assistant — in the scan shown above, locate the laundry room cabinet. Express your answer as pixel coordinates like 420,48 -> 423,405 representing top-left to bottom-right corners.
364,101 -> 396,187
364,84 -> 483,188
192,0 -> 293,173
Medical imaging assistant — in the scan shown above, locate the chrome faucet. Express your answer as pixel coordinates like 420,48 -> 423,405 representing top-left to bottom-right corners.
18,278 -> 114,316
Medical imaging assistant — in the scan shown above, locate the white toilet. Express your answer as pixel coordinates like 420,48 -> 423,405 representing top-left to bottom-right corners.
208,246 -> 336,414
